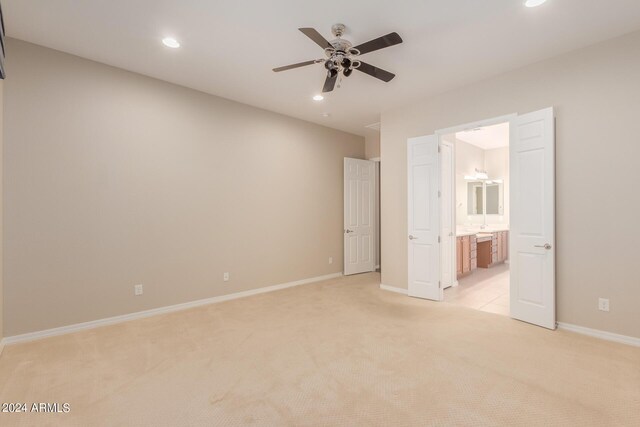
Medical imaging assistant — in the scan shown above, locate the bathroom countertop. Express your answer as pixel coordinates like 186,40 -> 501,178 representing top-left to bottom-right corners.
456,226 -> 510,237
456,230 -> 478,237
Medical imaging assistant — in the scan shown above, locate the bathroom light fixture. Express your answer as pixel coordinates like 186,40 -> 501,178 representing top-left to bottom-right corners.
524,0 -> 548,7
313,95 -> 324,101
162,37 -> 180,48
464,169 -> 490,181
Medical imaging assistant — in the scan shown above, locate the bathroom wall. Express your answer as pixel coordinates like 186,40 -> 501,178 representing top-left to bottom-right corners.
483,147 -> 509,225
452,139 -> 509,227
453,139 -> 484,225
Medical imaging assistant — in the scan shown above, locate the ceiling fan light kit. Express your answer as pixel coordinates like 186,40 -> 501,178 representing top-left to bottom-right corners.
273,23 -> 402,93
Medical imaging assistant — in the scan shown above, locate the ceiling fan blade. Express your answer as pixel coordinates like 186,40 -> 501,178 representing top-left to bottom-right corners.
273,60 -> 318,72
355,61 -> 395,82
299,28 -> 332,49
322,73 -> 338,93
353,32 -> 402,55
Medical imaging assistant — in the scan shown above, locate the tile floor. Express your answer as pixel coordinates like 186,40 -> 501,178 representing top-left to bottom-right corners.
444,262 -> 510,315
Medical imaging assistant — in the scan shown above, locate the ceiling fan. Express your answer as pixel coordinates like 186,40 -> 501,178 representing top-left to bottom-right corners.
273,24 -> 402,93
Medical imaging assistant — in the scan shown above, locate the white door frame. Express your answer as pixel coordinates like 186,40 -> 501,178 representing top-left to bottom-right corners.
439,139 -> 455,288
435,114 -> 517,291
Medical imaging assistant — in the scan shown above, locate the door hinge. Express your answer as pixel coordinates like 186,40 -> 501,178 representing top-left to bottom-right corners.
438,146 -> 441,153
438,236 -> 441,243
438,190 -> 441,198
439,281 -> 442,288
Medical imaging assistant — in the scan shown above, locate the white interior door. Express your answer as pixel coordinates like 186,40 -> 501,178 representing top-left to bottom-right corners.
407,135 -> 441,300
510,107 -> 556,329
440,140 -> 455,288
344,158 -> 375,275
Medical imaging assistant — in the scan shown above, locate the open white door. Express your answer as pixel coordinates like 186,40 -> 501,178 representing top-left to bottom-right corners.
407,135 -> 441,300
510,107 -> 556,329
344,158 -> 375,275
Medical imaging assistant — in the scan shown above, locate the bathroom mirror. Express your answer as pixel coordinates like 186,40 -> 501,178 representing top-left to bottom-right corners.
486,182 -> 503,215
467,181 -> 504,215
467,182 -> 484,215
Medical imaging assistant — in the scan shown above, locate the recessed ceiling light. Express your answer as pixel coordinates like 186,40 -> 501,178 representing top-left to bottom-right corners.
524,0 -> 548,7
313,95 -> 324,101
162,37 -> 180,48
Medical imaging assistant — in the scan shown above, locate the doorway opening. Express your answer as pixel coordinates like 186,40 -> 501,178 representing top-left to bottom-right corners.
440,121 -> 511,316
407,108 -> 555,329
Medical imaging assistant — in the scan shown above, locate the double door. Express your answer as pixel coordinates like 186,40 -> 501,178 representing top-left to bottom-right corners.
408,107 -> 556,330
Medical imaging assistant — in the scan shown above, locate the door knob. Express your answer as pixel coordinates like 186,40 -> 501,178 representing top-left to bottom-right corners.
345,229 -> 354,234
534,243 -> 552,250
409,235 -> 418,240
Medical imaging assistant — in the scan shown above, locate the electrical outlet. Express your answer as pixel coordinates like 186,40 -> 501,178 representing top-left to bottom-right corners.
598,298 -> 610,312
328,257 -> 333,265
134,284 -> 143,296
223,272 -> 230,282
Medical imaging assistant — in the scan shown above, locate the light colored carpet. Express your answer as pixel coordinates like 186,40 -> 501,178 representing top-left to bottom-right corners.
0,272 -> 638,426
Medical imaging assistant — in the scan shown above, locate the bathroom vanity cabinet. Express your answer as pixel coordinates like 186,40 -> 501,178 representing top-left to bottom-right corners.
457,231 -> 508,279
456,234 -> 477,278
477,231 -> 509,268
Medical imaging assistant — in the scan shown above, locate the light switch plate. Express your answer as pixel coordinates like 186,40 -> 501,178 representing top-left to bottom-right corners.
134,284 -> 143,296
223,272 -> 230,282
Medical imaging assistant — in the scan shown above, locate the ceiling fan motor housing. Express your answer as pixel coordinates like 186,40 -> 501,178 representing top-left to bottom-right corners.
324,30 -> 361,77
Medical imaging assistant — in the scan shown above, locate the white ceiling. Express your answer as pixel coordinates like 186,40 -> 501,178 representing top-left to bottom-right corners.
4,1 -> 640,136
456,122 -> 510,150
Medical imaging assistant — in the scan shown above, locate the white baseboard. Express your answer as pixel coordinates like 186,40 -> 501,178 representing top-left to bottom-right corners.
2,272 -> 343,346
0,340 -> 5,358
557,322 -> 640,347
379,284 -> 408,295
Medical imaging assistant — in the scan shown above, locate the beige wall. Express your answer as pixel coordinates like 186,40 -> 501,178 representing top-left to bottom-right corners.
364,131 -> 380,159
381,31 -> 640,338
3,39 -> 364,336
0,79 -> 4,344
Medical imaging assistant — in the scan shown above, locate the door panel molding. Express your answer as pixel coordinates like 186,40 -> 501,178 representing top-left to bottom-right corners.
344,158 -> 375,275
509,107 -> 556,329
407,135 -> 441,300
